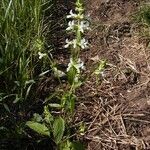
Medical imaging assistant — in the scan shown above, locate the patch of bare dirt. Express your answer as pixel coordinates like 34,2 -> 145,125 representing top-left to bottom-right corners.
74,0 -> 150,149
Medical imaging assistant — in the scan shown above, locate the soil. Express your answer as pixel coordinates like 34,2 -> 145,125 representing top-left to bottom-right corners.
73,0 -> 150,149
34,0 -> 150,149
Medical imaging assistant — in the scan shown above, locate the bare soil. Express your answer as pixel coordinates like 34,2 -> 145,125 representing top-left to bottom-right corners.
73,0 -> 150,149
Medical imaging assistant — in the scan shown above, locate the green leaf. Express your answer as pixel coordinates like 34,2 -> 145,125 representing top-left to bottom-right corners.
39,70 -> 50,77
68,94 -> 75,113
25,80 -> 35,87
44,106 -> 54,123
26,121 -> 50,137
63,148 -> 70,150
25,83 -> 34,100
33,113 -> 43,122
60,140 -> 84,150
62,93 -> 75,113
48,103 -> 62,108
67,66 -> 77,85
94,60 -> 106,75
73,81 -> 82,89
71,142 -> 85,150
53,117 -> 65,144
5,0 -> 13,18
13,95 -> 21,103
3,103 -> 10,112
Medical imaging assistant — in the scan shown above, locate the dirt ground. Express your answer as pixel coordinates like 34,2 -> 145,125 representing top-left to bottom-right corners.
73,0 -> 150,149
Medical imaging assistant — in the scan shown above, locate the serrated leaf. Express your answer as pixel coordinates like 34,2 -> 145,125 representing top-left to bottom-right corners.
26,121 -> 50,137
53,117 -> 65,144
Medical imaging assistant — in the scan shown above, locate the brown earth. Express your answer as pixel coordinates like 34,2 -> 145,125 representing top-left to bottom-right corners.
43,0 -> 150,149
73,0 -> 150,149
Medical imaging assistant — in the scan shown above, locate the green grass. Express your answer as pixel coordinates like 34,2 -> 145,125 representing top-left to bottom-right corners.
136,3 -> 150,25
134,3 -> 150,45
0,0 -> 51,102
0,0 -> 54,139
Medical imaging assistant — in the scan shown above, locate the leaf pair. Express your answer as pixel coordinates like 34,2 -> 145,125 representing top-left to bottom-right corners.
26,117 -> 65,144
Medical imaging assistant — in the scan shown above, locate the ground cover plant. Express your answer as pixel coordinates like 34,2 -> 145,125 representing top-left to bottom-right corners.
0,0 -> 150,150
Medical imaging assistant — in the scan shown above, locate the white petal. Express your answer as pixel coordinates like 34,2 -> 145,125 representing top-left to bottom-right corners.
66,21 -> 75,31
38,52 -> 46,59
80,39 -> 88,49
64,43 -> 69,48
78,25 -> 84,33
66,10 -> 77,18
65,38 -> 69,43
66,26 -> 71,31
64,39 -> 72,48
70,10 -> 74,15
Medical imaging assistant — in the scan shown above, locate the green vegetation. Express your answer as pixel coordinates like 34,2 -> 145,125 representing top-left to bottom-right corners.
26,1 -> 88,149
135,3 -> 150,40
136,3 -> 150,25
0,0 -> 53,143
0,0 -> 87,149
0,0 -> 51,103
1,0 -> 149,149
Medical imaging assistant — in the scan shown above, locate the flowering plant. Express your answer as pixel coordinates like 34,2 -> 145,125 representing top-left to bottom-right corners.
65,0 -> 90,86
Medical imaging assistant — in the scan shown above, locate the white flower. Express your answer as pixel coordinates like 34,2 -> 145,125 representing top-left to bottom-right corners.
78,25 -> 84,33
67,58 -> 85,73
64,39 -> 77,48
53,67 -> 66,78
77,58 -> 85,70
66,20 -> 75,31
78,21 -> 90,33
80,38 -> 89,49
64,38 -> 89,49
67,10 -> 77,18
81,21 -> 90,30
38,52 -> 46,59
66,10 -> 84,19
64,39 -> 72,48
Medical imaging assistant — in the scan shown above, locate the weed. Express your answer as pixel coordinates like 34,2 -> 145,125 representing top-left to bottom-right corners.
26,0 -> 89,149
